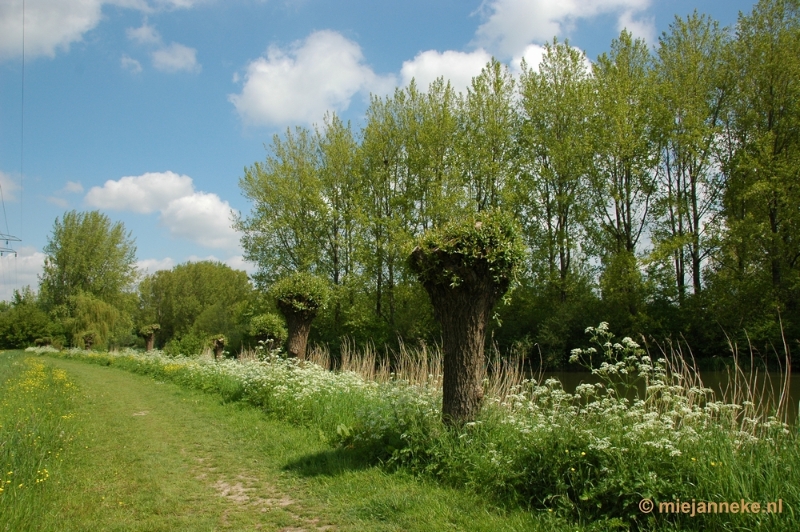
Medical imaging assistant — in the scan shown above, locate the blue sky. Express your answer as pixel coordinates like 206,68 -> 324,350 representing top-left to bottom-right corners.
0,0 -> 757,300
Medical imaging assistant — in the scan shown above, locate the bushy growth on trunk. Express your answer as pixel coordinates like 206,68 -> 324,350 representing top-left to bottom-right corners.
409,209 -> 524,424
270,273 -> 330,359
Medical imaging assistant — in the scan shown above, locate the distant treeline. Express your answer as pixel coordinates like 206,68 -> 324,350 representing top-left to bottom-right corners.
2,1 -> 798,366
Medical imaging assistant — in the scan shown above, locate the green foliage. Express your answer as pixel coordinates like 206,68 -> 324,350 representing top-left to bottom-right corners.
163,332 -> 207,357
270,272 -> 331,317
138,323 -> 160,337
61,293 -> 132,350
0,288 -> 53,349
408,209 -> 524,295
249,313 -> 287,344
138,261 -> 253,351
40,210 -> 137,309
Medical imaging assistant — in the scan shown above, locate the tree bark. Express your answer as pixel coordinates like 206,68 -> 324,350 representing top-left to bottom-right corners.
416,254 -> 505,425
213,338 -> 225,360
278,302 -> 315,360
145,333 -> 155,352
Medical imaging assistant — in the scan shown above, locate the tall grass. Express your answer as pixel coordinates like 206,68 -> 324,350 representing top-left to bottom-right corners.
0,352 -> 79,530
29,324 -> 798,531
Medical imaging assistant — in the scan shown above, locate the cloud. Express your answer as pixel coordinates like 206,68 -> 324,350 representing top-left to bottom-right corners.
0,171 -> 21,201
62,181 -> 84,194
400,49 -> 492,95
185,254 -> 256,274
85,171 -> 238,250
46,196 -> 69,208
618,10 -> 655,44
0,0 -> 104,60
121,54 -> 143,73
510,44 -> 547,74
152,42 -> 200,73
0,1 -> 204,61
222,255 -> 256,274
86,171 -> 194,214
126,22 -> 161,45
160,192 -> 237,249
137,256 -> 175,273
474,0 -> 651,57
229,30 -> 395,127
0,246 -> 45,301
509,42 -> 592,76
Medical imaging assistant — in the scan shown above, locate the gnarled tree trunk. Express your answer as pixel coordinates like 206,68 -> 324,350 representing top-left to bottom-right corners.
278,302 -> 315,360
145,333 -> 156,352
413,251 -> 506,425
212,337 -> 225,359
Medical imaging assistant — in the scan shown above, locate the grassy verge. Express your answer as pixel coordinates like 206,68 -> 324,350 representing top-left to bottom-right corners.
24,329 -> 800,531
0,352 -> 78,530
1,351 -> 564,531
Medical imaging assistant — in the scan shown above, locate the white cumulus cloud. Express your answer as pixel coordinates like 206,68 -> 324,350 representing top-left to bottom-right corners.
160,192 -> 237,249
121,54 -> 143,73
474,0 -> 651,57
85,171 -> 194,214
137,256 -> 175,273
0,246 -> 45,302
229,30 -> 395,127
126,22 -> 161,45
0,0 -> 104,60
0,0 -> 205,61
84,171 -> 238,250
152,42 -> 200,73
0,171 -> 21,201
617,10 -> 656,44
400,49 -> 492,95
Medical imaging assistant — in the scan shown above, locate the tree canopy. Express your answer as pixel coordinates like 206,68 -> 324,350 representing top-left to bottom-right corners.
40,210 -> 137,309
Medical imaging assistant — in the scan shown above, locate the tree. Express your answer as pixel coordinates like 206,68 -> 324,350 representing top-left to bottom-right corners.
138,323 -> 160,351
408,209 -> 524,424
270,272 -> 330,359
39,210 -> 137,309
516,39 -> 593,302
138,261 -> 253,353
590,31 -> 659,324
457,59 -> 516,212
651,13 -> 729,304
710,0 -> 800,343
0,287 -> 52,348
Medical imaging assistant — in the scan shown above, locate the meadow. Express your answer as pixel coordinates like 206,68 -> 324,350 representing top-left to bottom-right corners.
12,323 -> 798,531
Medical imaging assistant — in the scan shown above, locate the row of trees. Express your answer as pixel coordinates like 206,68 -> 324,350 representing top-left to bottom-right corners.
0,211 -> 264,354
1,1 -> 796,367
236,1 -> 800,363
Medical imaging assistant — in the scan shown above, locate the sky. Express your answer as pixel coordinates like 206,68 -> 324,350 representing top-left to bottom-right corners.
0,0 -> 758,300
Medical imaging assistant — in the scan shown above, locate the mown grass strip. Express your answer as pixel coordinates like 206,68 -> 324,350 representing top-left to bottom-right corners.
2,352 -> 570,531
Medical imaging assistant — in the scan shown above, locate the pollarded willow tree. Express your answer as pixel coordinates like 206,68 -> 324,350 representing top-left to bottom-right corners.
408,209 -> 524,424
270,272 -> 330,359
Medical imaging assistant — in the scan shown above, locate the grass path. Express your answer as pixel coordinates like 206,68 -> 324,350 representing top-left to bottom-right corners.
14,355 -> 556,531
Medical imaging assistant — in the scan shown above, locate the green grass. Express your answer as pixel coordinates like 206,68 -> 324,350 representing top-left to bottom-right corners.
15,337 -> 800,531
0,351 -> 568,531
